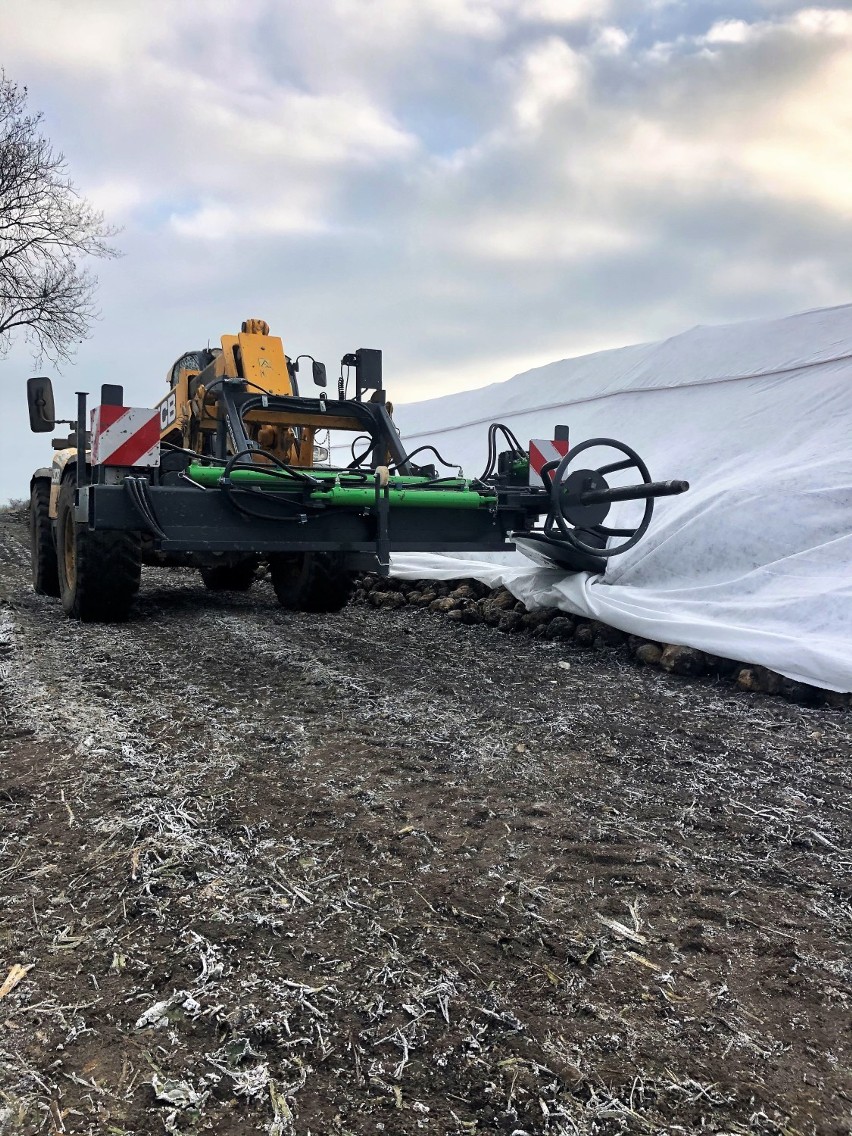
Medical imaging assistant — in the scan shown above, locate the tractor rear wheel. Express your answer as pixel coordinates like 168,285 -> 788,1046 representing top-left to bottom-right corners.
199,559 -> 257,591
56,479 -> 142,621
30,479 -> 60,597
269,552 -> 355,612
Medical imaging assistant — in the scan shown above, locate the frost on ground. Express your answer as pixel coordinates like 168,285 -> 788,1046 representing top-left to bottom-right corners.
0,510 -> 849,1135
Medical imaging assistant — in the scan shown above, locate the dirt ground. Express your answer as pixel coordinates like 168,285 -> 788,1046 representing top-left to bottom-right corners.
0,508 -> 849,1136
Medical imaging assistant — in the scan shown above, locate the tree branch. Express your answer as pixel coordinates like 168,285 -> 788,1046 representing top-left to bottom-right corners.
0,69 -> 121,364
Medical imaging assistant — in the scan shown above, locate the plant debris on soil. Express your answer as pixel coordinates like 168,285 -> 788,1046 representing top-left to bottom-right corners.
0,508 -> 849,1135
354,576 -> 850,709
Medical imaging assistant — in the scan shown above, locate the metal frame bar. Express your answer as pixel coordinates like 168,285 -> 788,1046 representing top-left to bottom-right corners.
206,384 -> 413,473
80,484 -> 522,557
75,392 -> 88,492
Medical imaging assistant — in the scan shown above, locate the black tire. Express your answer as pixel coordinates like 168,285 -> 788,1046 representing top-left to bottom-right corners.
30,479 -> 60,597
199,559 -> 257,591
56,478 -> 142,622
269,552 -> 355,612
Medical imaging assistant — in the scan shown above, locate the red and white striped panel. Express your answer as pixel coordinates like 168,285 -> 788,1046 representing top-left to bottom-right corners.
90,405 -> 161,468
529,438 -> 569,486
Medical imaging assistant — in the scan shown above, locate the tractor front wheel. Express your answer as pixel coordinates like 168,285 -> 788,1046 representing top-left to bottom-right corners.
30,479 -> 60,597
269,552 -> 355,612
56,479 -> 142,621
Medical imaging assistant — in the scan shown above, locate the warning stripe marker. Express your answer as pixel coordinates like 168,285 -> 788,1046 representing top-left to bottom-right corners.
528,438 -> 569,486
91,405 -> 161,468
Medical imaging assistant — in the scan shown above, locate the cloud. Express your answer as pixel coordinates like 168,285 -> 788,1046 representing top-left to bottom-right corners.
511,36 -> 588,128
461,213 -> 643,262
168,203 -> 331,241
704,19 -> 755,43
592,25 -> 632,54
520,0 -> 613,24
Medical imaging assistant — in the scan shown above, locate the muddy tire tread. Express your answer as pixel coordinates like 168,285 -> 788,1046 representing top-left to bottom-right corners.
199,560 -> 257,591
57,479 -> 142,622
30,479 -> 60,597
270,552 -> 355,612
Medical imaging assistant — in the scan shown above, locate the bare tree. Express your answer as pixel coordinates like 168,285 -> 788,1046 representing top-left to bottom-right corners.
0,72 -> 119,364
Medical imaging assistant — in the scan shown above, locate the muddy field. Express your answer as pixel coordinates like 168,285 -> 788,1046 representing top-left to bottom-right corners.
0,508 -> 849,1135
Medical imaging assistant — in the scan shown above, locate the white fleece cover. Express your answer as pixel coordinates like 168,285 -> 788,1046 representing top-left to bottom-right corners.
370,305 -> 852,692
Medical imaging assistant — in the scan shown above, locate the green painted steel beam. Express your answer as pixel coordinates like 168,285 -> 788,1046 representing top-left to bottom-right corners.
310,485 -> 486,509
188,464 -> 438,488
185,463 -> 490,509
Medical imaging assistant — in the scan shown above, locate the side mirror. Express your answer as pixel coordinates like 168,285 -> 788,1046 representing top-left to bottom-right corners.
27,377 -> 56,433
292,355 -> 328,388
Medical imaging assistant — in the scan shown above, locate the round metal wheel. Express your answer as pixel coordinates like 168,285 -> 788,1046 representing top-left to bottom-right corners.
549,437 -> 654,558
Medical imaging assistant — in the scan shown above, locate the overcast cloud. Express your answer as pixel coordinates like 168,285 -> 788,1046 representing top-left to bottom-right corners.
0,0 -> 849,498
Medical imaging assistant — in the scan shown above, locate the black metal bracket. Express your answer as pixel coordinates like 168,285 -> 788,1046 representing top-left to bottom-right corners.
75,392 -> 88,495
374,473 -> 391,576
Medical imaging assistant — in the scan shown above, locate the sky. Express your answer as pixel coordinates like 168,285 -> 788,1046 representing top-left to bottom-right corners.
1,0 -> 850,500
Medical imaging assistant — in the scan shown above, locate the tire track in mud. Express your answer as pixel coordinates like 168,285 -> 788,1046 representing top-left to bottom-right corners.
0,511 -> 850,1135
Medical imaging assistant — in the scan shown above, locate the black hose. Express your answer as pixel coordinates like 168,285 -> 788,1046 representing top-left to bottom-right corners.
218,482 -> 312,523
217,447 -> 330,523
168,441 -> 371,486
200,377 -> 274,399
125,477 -> 167,539
479,422 -> 525,481
349,434 -> 375,468
222,448 -> 319,486
538,458 -> 560,490
388,444 -> 462,473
